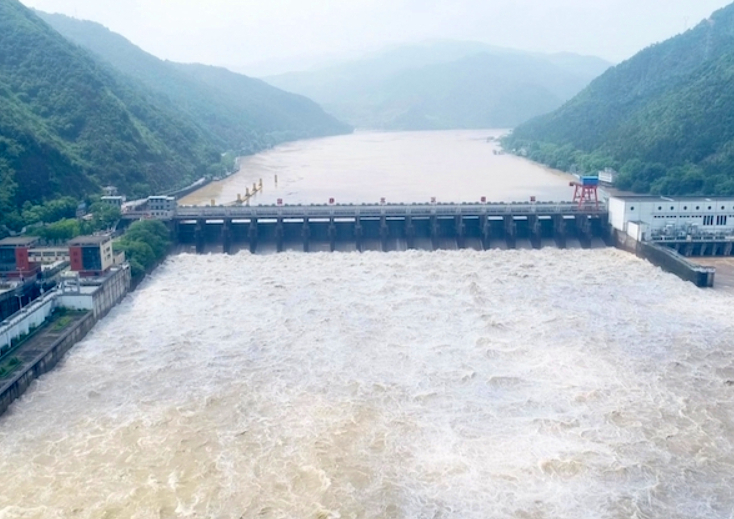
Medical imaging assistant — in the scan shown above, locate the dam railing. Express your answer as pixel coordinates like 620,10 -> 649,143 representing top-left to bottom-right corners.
174,201 -> 607,220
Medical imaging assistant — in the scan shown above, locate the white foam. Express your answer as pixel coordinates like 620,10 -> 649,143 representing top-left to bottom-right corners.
0,249 -> 733,518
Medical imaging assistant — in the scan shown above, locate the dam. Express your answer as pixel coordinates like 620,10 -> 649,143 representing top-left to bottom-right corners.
172,202 -> 610,253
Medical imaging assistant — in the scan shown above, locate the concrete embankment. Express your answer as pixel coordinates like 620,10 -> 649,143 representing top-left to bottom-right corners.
163,177 -> 212,199
0,312 -> 95,417
691,258 -> 734,292
613,230 -> 715,288
0,266 -> 131,419
639,242 -> 715,288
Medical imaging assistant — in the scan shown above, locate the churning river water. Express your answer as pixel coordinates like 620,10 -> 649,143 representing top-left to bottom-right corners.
1,251 -> 734,518
2,131 -> 734,518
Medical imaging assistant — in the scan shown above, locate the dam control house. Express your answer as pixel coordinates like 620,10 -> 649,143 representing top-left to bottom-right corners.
68,235 -> 115,277
608,196 -> 734,256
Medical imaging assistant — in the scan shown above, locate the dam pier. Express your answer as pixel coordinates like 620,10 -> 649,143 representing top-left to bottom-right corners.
171,202 -> 610,253
120,190 -> 734,287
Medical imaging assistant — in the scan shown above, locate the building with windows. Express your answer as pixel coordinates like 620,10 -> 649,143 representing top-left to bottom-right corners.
28,247 -> 70,265
147,196 -> 176,219
68,235 -> 115,277
101,195 -> 126,208
0,237 -> 41,279
608,196 -> 734,243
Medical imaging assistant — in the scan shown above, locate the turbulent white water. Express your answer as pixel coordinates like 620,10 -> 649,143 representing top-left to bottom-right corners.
1,250 -> 734,518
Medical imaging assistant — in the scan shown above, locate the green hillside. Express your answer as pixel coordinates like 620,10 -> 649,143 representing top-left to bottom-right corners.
264,40 -> 611,130
505,3 -> 734,196
0,0 -> 226,232
37,11 -> 352,154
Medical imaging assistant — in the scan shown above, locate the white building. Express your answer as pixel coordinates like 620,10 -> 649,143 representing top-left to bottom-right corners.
598,168 -> 618,185
147,196 -> 176,219
608,196 -> 734,241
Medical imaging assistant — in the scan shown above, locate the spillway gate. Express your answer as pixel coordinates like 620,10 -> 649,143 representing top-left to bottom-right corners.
172,202 -> 610,253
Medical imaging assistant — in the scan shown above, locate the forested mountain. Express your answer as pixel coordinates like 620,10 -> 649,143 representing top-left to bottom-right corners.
504,3 -> 734,196
0,2 -> 351,235
0,0 -> 228,232
264,41 -> 611,130
36,11 -> 352,154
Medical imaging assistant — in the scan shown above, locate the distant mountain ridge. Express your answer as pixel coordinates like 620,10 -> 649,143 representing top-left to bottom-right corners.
264,40 -> 612,130
36,11 -> 352,155
504,3 -> 734,196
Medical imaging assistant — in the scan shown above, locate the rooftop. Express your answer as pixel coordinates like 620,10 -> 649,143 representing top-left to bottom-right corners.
68,235 -> 112,246
0,237 -> 40,247
611,195 -> 734,202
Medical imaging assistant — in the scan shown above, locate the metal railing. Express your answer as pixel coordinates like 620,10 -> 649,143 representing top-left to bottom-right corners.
649,231 -> 734,242
174,201 -> 607,220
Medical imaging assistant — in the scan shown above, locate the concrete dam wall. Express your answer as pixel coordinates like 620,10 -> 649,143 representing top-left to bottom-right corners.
172,203 -> 610,253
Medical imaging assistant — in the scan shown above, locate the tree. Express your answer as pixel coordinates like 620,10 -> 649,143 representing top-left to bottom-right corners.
33,218 -> 80,242
113,219 -> 171,279
88,202 -> 121,231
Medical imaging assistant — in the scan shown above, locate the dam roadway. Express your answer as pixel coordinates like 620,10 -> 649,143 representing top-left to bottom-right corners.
170,201 -> 610,253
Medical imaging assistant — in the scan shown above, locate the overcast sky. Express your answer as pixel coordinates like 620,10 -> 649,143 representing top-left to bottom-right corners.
19,0 -> 734,76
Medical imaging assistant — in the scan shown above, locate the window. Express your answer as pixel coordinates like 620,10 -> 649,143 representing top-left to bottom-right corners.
683,206 -> 688,210
704,215 -> 715,226
717,215 -> 728,226
630,206 -> 635,211
82,247 -> 102,271
670,206 -> 675,210
658,206 -> 662,210
0,248 -> 15,265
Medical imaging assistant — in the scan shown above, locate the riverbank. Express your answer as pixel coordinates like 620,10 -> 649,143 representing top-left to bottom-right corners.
0,265 -> 131,419
0,310 -> 91,416
178,159 -> 243,206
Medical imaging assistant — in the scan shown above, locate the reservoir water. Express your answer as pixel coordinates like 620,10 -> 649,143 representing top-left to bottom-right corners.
180,130 -> 574,206
2,131 -> 734,518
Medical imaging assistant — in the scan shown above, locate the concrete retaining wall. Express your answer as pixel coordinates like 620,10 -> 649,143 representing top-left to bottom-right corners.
0,265 -> 131,418
613,229 -> 715,288
57,267 -> 130,319
0,313 -> 95,417
0,292 -> 57,351
612,229 -> 639,255
1,266 -> 131,350
164,177 -> 212,199
638,242 -> 715,288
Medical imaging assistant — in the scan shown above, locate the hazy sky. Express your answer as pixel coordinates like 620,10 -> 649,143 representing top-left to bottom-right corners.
19,0 -> 734,76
